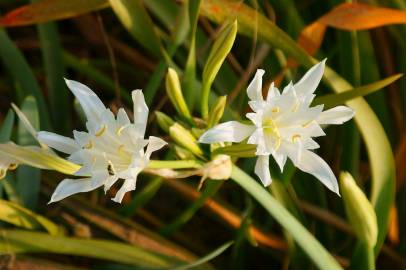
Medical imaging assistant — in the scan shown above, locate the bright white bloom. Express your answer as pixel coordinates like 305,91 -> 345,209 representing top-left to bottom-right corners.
38,79 -> 166,203
199,60 -> 354,195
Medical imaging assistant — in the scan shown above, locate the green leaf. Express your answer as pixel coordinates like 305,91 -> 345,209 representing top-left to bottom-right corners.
35,21 -> 70,134
314,74 -> 403,108
231,165 -> 343,270
109,0 -> 162,57
16,96 -> 41,209
0,28 -> 51,129
0,109 -> 15,143
171,241 -> 233,270
0,0 -> 109,27
0,230 -> 178,268
0,199 -> 61,235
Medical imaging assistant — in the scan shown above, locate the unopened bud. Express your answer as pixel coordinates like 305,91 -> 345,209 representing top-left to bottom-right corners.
207,95 -> 227,128
155,111 -> 174,133
340,171 -> 378,247
166,68 -> 192,120
169,123 -> 203,157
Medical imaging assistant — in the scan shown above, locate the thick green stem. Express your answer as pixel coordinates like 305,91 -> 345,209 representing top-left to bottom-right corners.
147,160 -> 203,169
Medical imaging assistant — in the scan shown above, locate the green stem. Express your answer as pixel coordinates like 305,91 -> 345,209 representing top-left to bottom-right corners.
230,165 -> 342,270
201,82 -> 211,119
147,160 -> 203,169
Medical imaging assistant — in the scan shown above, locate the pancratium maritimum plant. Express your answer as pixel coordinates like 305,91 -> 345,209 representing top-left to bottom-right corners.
38,80 -> 167,203
199,60 -> 355,194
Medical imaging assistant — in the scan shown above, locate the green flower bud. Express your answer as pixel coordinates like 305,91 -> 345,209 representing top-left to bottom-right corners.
155,111 -> 174,133
169,123 -> 203,157
340,171 -> 378,247
207,95 -> 227,128
165,68 -> 192,120
174,146 -> 194,160
201,20 -> 237,119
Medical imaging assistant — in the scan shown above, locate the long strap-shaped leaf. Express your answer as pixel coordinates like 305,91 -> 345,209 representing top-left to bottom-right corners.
200,0 -> 395,256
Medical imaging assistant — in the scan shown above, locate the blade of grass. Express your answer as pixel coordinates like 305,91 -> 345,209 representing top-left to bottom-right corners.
0,229 -> 178,268
313,74 -> 403,108
16,96 -> 41,209
0,28 -> 51,129
35,21 -> 70,134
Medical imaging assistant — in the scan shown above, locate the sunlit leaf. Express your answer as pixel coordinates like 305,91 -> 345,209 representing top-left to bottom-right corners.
0,199 -> 61,235
298,3 -> 406,55
314,74 -> 403,108
0,0 -> 109,27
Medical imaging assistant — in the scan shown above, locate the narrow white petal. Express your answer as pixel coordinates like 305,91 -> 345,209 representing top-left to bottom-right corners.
254,155 -> 272,186
247,69 -> 265,101
294,59 -> 326,97
199,121 -> 255,144
90,170 -> 109,188
37,131 -> 79,154
266,82 -> 280,101
64,79 -> 106,121
317,106 -> 355,125
117,108 -> 130,127
112,178 -> 138,203
145,136 -> 167,160
246,112 -> 262,127
49,178 -> 100,203
104,175 -> 119,193
73,130 -> 91,147
131,90 -> 149,137
272,152 -> 287,172
296,150 -> 340,195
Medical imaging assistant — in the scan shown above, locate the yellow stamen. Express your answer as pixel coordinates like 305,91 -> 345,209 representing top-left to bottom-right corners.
84,140 -> 93,149
271,107 -> 280,113
8,163 -> 17,170
95,125 -> 106,137
292,134 -> 301,143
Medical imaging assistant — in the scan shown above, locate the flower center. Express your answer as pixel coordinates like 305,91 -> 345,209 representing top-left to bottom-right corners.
262,118 -> 281,150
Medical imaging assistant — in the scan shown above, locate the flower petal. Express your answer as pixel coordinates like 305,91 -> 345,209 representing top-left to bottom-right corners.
266,82 -> 280,101
145,136 -> 167,160
317,106 -> 355,125
64,79 -> 106,121
37,131 -> 79,154
272,152 -> 287,172
296,150 -> 340,195
112,177 -> 138,203
49,178 -> 100,203
199,121 -> 255,144
117,108 -> 130,127
131,90 -> 149,137
247,69 -> 265,101
254,155 -> 272,186
294,59 -> 326,97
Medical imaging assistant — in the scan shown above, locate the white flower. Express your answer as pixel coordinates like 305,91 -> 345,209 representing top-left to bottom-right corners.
38,79 -> 166,203
199,60 -> 354,195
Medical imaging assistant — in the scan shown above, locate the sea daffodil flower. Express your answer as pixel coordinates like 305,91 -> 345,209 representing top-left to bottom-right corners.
199,60 -> 354,195
38,80 -> 166,203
